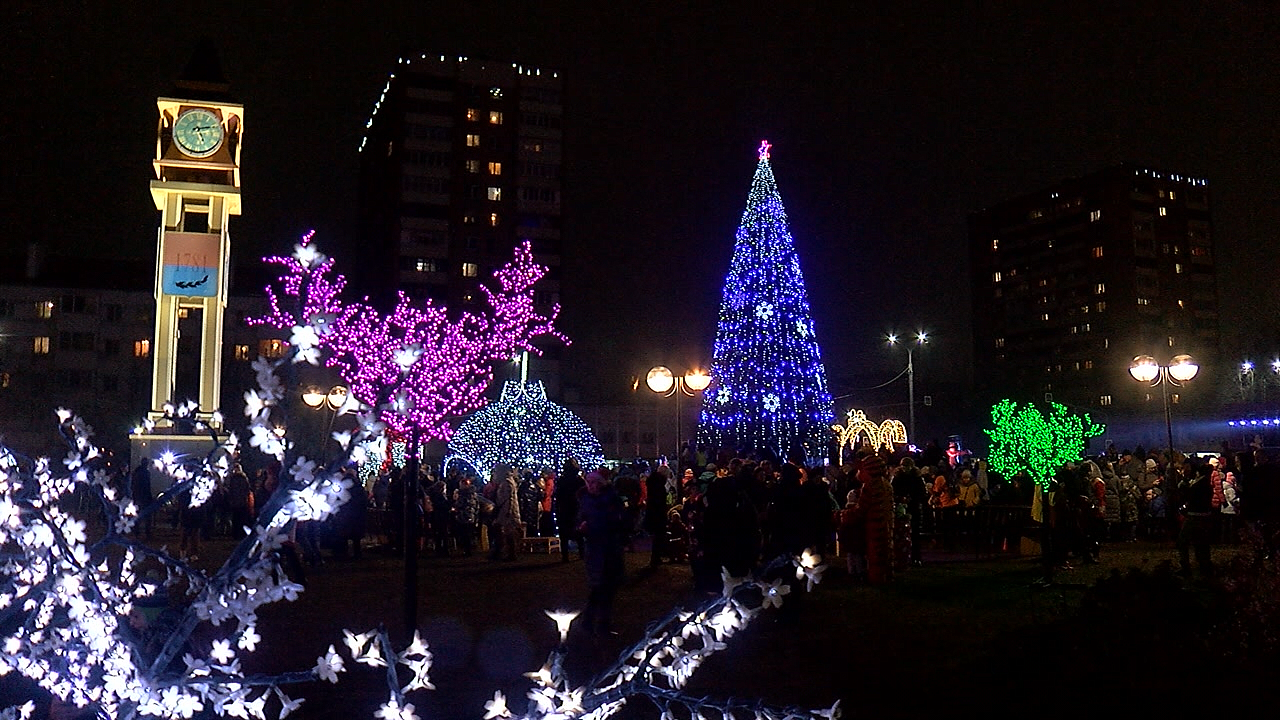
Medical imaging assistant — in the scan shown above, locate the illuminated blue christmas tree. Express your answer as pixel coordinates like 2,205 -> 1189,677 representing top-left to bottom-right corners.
697,141 -> 834,460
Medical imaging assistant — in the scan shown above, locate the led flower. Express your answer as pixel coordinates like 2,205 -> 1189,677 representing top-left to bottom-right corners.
375,700 -> 419,720
210,638 -> 236,664
761,578 -> 791,609
342,629 -> 373,658
815,699 -> 842,720
275,689 -> 304,719
545,609 -> 579,643
720,568 -> 746,599
243,389 -> 269,419
314,645 -> 345,683
289,457 -> 317,485
483,691 -> 511,719
237,624 -> 260,652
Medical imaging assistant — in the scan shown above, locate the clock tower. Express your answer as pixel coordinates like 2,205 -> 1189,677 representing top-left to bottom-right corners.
147,41 -> 243,422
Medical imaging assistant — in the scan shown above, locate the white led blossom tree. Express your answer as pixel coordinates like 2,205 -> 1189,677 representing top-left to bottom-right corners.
0,238 -> 839,720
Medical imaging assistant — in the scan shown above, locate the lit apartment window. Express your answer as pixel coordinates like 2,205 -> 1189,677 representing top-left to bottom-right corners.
234,344 -> 251,361
1030,209 -> 1044,220
466,108 -> 479,121
1082,323 -> 1090,332
1138,297 -> 1151,306
1071,326 -> 1079,334
466,159 -> 480,173
134,339 -> 150,358
1090,210 -> 1101,222
488,161 -> 502,175
260,339 -> 286,359
461,262 -> 479,278
1092,246 -> 1103,258
1096,301 -> 1107,312
1159,207 -> 1168,217
33,336 -> 50,354
1038,279 -> 1049,287
1169,190 -> 1176,200
1040,313 -> 1050,322
993,271 -> 1002,283
1094,283 -> 1106,295
415,259 -> 439,273
1100,395 -> 1113,406
466,134 -> 480,147
1175,263 -> 1184,274
489,213 -> 500,227
1084,360 -> 1093,369
489,111 -> 503,125
36,301 -> 53,319
991,239 -> 999,251
487,187 -> 501,201
1168,336 -> 1176,347
995,338 -> 1005,348
1177,299 -> 1185,309
463,214 -> 477,224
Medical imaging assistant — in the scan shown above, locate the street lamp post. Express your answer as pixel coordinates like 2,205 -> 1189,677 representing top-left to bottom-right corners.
887,331 -> 928,443
301,384 -> 350,460
645,366 -> 711,471
1128,354 -> 1199,457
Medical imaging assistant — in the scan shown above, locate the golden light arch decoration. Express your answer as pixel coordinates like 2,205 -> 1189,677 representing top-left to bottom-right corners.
832,409 -> 909,463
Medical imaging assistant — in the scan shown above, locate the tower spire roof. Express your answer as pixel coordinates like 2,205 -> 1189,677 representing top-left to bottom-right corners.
169,37 -> 236,102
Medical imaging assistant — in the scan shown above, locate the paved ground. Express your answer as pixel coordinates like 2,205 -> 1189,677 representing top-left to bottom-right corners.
0,530 -> 1257,718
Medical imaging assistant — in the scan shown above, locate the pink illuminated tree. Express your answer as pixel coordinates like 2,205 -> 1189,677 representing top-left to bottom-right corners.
250,233 -> 567,440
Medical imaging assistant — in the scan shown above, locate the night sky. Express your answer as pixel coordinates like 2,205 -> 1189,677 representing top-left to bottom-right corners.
5,2 -> 1280,404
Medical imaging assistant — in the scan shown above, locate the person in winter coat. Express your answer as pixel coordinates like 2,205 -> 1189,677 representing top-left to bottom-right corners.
892,457 -> 927,566
452,476 -> 481,557
838,488 -> 867,581
489,463 -> 521,561
577,470 -> 627,636
644,465 -> 673,566
1117,472 -> 1141,542
1101,462 -> 1123,541
1178,461 -> 1216,578
554,458 -> 585,562
1220,471 -> 1242,543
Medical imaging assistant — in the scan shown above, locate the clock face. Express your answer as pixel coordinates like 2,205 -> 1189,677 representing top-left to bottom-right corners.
173,108 -> 224,158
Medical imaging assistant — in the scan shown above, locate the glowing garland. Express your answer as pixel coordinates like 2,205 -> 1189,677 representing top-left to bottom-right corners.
984,399 -> 1105,489
832,409 -> 908,462
697,141 -> 835,460
444,381 -> 604,480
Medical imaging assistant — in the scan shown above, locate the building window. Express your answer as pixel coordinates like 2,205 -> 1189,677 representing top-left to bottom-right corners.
36,301 -> 53,319
1083,360 -> 1093,369
0,373 -> 9,389
489,212 -> 500,227
259,339 -> 286,359
488,161 -> 502,175
466,159 -> 481,173
462,292 -> 475,304
1168,336 -> 1176,347
489,111 -> 503,125
1159,207 -> 1168,217
59,332 -> 95,351
466,134 -> 480,147
1137,297 -> 1151,306
1100,395 -> 1113,406
1177,299 -> 1185,309
991,239 -> 999,251
134,339 -> 150,358
1094,283 -> 1106,295
1090,210 -> 1102,222
1040,313 -> 1050,322
60,295 -> 90,314
1169,190 -> 1177,200
234,344 -> 251,361
993,271 -> 1002,283
466,108 -> 479,121
414,259 -> 440,273
461,262 -> 479,278
1030,209 -> 1044,220
1082,323 -> 1090,332
103,303 -> 123,321
33,336 -> 50,354
1175,263 -> 1184,274
463,214 -> 477,224
1092,246 -> 1103,258
487,186 -> 502,201
995,338 -> 1005,348
1096,301 -> 1106,312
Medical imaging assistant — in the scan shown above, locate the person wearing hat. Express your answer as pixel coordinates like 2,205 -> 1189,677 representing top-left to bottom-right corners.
858,453 -> 895,584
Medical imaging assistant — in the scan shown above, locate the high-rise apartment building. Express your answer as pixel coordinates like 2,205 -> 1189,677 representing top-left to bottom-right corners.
356,54 -> 563,392
968,165 -> 1218,419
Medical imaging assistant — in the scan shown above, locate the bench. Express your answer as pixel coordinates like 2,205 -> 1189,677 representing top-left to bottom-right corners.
521,536 -> 561,554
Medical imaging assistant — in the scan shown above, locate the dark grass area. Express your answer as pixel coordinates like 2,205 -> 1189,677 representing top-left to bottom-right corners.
4,532 -> 1275,718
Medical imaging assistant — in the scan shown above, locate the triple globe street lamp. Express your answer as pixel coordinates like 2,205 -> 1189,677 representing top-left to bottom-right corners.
1128,354 -> 1198,457
644,366 -> 711,468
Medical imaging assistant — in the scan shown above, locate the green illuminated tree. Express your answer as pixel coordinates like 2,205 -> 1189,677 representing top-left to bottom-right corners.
985,399 -> 1105,489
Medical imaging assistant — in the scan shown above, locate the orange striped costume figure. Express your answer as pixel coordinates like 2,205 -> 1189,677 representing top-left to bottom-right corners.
858,454 -> 896,584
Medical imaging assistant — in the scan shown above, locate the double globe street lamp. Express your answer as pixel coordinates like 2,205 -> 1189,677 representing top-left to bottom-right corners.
645,366 -> 712,467
1128,354 -> 1198,457
887,330 -> 928,444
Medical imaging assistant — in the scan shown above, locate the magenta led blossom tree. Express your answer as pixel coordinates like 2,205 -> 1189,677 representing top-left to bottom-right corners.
250,233 -> 566,440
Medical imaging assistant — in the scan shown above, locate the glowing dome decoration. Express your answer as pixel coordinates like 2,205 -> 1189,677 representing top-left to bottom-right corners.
698,141 -> 834,460
444,380 -> 604,479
